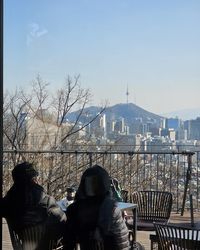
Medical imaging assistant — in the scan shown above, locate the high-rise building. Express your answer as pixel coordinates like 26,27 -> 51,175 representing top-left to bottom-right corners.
99,114 -> 107,138
188,117 -> 200,140
166,118 -> 180,130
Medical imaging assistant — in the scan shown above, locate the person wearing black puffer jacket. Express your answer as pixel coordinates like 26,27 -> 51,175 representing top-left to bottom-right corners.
0,162 -> 66,237
63,165 -> 129,250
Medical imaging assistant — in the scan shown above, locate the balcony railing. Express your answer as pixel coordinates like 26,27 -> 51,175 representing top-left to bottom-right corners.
3,149 -> 200,213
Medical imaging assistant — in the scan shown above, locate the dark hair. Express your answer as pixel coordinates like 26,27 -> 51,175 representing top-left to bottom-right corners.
67,187 -> 75,193
12,162 -> 38,184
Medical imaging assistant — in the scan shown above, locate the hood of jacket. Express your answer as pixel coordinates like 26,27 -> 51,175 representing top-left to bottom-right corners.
75,165 -> 111,200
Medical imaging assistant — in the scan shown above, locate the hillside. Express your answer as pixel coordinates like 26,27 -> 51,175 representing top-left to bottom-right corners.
106,103 -> 163,122
66,103 -> 163,125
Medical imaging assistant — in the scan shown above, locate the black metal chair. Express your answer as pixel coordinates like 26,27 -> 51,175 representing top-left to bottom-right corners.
126,191 -> 173,231
153,222 -> 200,250
7,219 -> 63,250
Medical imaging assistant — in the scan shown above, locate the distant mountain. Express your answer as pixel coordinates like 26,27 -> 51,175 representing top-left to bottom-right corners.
105,103 -> 163,123
161,108 -> 200,121
66,103 -> 163,125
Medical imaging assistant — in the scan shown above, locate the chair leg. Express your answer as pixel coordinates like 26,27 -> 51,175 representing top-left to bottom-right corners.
151,239 -> 159,250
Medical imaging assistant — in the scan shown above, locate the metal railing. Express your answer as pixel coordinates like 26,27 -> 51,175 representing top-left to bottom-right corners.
2,149 -> 200,212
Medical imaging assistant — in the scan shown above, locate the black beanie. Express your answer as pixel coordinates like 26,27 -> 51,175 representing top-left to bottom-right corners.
12,162 -> 38,184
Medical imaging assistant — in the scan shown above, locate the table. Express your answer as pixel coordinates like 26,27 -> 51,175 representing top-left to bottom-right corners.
117,202 -> 137,211
117,202 -> 138,249
57,200 -> 137,213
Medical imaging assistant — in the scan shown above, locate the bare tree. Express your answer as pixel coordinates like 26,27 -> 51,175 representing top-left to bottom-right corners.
3,89 -> 31,151
3,74 -> 107,196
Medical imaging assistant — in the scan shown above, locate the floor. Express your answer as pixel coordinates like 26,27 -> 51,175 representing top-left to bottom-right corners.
2,211 -> 200,250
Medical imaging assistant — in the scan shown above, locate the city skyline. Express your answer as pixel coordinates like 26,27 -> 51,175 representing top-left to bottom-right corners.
4,0 -> 200,115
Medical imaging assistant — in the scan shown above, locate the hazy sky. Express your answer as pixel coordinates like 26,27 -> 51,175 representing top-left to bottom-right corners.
4,0 -> 200,115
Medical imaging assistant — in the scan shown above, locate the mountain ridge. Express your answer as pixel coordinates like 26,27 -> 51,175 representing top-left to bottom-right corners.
66,103 -> 200,122
66,103 -> 163,125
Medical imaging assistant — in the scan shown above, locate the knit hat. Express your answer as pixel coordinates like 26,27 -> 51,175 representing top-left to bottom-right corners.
12,162 -> 38,184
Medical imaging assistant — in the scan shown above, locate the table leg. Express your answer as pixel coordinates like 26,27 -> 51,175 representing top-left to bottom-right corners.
131,207 -> 137,249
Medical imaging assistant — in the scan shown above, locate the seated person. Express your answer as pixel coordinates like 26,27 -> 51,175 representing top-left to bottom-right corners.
57,187 -> 76,211
63,164 -> 129,250
0,162 -> 66,240
110,177 -> 123,202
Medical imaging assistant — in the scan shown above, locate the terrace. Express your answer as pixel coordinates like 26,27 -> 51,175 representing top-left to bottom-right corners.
3,211 -> 200,250
2,148 -> 200,249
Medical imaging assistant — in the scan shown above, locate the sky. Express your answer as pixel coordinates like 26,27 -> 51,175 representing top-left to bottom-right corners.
4,0 -> 200,116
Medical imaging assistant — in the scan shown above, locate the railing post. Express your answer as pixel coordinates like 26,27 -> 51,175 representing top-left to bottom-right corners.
181,151 -> 195,227
89,152 -> 92,167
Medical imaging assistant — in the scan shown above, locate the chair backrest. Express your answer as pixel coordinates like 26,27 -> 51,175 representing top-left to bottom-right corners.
6,219 -> 62,250
154,222 -> 200,250
131,191 -> 172,223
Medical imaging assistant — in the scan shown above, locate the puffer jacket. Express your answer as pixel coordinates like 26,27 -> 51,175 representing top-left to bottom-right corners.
64,196 -> 129,250
0,182 -> 66,231
63,165 -> 129,250
98,196 -> 129,250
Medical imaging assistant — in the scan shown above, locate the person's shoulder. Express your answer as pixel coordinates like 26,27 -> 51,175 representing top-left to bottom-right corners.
37,187 -> 58,208
112,205 -> 122,217
101,196 -> 116,209
31,183 -> 44,195
67,199 -> 88,213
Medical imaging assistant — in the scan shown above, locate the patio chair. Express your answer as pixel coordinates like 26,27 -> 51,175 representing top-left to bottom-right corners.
6,219 -> 63,250
153,222 -> 200,250
126,191 -> 173,231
